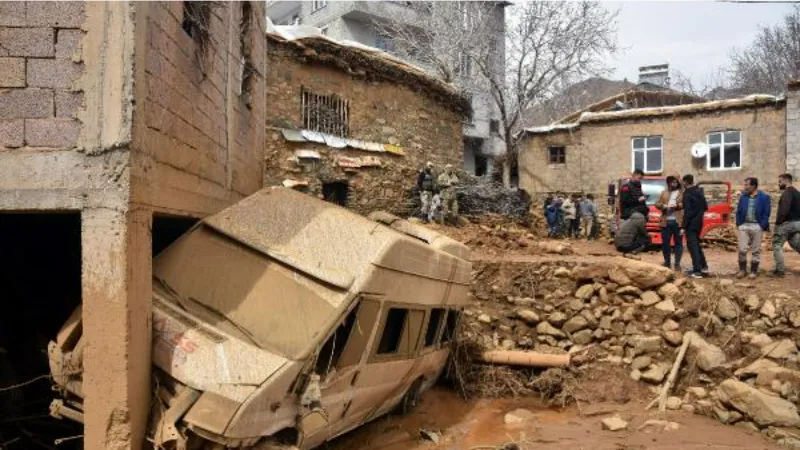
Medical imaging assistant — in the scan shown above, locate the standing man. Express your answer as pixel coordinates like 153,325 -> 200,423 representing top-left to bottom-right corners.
562,195 -> 577,239
416,162 -> 436,222
579,194 -> 597,240
620,169 -> 649,220
735,177 -> 771,279
771,173 -> 800,277
655,175 -> 683,270
682,174 -> 709,278
437,164 -> 460,225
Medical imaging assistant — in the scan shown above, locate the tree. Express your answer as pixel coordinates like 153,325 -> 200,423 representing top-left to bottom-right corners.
472,2 -> 618,185
670,68 -> 736,100
728,5 -> 800,95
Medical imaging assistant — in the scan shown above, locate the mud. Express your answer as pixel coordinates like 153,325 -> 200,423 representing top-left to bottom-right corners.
325,387 -> 782,450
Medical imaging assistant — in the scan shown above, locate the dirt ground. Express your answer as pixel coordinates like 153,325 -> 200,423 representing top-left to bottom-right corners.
325,387 -> 782,450
322,232 -> 800,450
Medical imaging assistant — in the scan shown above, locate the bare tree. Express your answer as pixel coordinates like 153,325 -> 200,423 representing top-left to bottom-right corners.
472,1 -> 618,185
670,68 -> 735,100
728,4 -> 800,95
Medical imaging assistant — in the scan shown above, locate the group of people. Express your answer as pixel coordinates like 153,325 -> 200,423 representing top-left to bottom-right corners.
544,193 -> 598,239
416,162 -> 460,225
615,169 -> 800,279
615,170 -> 710,278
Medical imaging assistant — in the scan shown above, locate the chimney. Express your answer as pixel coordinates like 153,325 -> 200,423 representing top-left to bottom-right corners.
638,64 -> 670,87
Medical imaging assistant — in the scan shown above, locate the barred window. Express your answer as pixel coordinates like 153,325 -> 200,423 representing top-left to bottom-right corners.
301,88 -> 349,137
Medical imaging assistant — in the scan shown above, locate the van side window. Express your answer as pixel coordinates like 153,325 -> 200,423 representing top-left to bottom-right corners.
377,308 -> 408,354
424,308 -> 445,347
315,303 -> 359,375
440,310 -> 460,344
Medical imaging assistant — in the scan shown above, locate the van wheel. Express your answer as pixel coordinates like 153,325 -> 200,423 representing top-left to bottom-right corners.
398,378 -> 423,416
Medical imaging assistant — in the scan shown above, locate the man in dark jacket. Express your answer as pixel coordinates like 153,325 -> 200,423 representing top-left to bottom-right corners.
615,211 -> 649,254
682,174 -> 708,278
620,169 -> 649,220
735,177 -> 771,278
416,162 -> 437,222
771,173 -> 800,276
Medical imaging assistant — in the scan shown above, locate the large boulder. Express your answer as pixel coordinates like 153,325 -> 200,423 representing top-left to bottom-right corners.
717,379 -> 800,427
611,257 -> 673,290
686,332 -> 726,372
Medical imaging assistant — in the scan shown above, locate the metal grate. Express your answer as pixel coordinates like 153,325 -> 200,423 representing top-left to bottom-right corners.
301,88 -> 350,137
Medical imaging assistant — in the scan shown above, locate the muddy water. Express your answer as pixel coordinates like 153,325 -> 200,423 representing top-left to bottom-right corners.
323,387 -> 782,450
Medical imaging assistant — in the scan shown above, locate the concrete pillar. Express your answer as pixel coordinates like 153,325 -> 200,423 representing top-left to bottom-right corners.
786,82 -> 800,178
81,207 -> 152,450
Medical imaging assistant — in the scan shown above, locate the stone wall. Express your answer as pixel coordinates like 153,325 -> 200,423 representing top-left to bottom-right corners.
0,1 -> 84,149
265,48 -> 463,216
519,104 -> 787,200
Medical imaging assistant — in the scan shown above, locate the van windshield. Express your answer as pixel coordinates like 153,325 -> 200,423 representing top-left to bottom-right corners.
153,226 -> 343,359
641,179 -> 667,206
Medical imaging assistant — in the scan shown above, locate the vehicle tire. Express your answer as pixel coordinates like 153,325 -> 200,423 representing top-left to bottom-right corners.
398,378 -> 423,416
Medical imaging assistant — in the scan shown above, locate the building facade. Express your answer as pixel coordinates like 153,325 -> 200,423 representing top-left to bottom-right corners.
266,1 -> 507,177
265,30 -> 467,217
519,96 -> 787,201
0,1 -> 267,448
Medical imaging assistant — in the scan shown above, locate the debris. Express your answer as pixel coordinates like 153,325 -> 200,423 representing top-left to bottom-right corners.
715,297 -> 739,320
763,339 -> 798,360
536,322 -> 566,338
654,299 -> 676,312
658,283 -> 680,299
456,176 -> 531,219
601,416 -> 629,431
650,332 -> 692,411
686,331 -> 726,372
641,291 -> 661,306
717,379 -> 800,427
641,363 -> 669,384
504,408 -> 536,425
419,429 -> 441,444
516,309 -> 540,325
479,350 -> 570,368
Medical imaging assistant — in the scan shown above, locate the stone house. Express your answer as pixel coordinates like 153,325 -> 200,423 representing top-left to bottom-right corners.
265,27 -> 469,216
0,1 -> 266,448
518,94 -> 789,209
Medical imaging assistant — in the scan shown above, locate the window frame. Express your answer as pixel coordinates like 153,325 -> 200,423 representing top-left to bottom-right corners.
706,130 -> 743,171
547,146 -> 566,165
312,0 -> 328,13
631,135 -> 663,174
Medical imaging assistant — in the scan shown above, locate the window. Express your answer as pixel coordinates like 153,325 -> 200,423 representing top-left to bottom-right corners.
315,304 -> 359,376
320,26 -> 329,36
548,146 -> 566,165
377,308 -> 408,354
707,131 -> 742,170
489,120 -> 499,134
631,136 -> 662,174
424,309 -> 444,347
440,310 -> 460,344
301,88 -> 349,137
181,2 -> 213,74
312,0 -> 327,12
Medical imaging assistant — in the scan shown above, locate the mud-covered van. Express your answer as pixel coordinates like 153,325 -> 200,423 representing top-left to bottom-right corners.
47,187 -> 471,449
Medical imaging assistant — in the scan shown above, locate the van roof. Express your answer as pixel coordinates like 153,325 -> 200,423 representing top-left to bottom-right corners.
203,187 -> 471,290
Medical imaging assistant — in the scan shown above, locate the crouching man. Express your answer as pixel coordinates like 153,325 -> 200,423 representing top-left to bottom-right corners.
615,210 -> 650,254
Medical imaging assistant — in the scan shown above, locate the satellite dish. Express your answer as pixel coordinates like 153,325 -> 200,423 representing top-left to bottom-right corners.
691,142 -> 709,159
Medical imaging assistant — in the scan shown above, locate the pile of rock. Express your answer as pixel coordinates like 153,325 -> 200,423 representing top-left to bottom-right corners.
462,257 -> 800,446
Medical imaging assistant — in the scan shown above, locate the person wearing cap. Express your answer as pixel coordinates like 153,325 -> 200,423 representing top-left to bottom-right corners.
416,162 -> 437,222
437,164 -> 460,225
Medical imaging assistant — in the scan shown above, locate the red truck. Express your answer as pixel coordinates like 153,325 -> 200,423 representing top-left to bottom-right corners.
610,176 -> 733,245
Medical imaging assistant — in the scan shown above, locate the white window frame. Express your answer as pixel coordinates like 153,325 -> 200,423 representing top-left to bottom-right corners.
631,136 -> 663,174
706,130 -> 743,171
312,0 -> 328,13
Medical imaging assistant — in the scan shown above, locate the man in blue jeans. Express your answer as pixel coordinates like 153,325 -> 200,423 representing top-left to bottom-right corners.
682,174 -> 709,278
736,177 -> 771,279
655,175 -> 683,270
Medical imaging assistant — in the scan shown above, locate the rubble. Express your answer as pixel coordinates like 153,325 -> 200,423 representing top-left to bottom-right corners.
456,176 -> 531,220
717,379 -> 800,427
601,416 -> 629,431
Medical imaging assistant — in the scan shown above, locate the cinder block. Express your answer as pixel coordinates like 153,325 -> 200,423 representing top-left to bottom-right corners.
0,119 -> 24,148
56,91 -> 83,118
25,118 -> 80,148
0,2 -> 25,26
27,59 -> 82,89
0,28 -> 55,57
0,57 -> 25,87
0,88 -> 53,119
26,1 -> 85,28
56,29 -> 83,60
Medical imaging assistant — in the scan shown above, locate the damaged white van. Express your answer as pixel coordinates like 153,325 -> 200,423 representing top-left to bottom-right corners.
48,187 -> 471,449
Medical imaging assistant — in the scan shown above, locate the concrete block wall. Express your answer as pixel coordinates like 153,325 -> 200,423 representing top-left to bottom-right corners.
787,84 -> 800,178
265,50 -> 463,216
0,1 -> 84,149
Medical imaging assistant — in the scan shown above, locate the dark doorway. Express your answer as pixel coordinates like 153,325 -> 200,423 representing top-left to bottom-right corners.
475,154 -> 488,177
152,215 -> 199,256
0,212 -> 83,449
322,181 -> 349,206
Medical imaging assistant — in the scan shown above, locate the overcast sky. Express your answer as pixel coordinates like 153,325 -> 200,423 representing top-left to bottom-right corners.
607,1 -> 795,86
